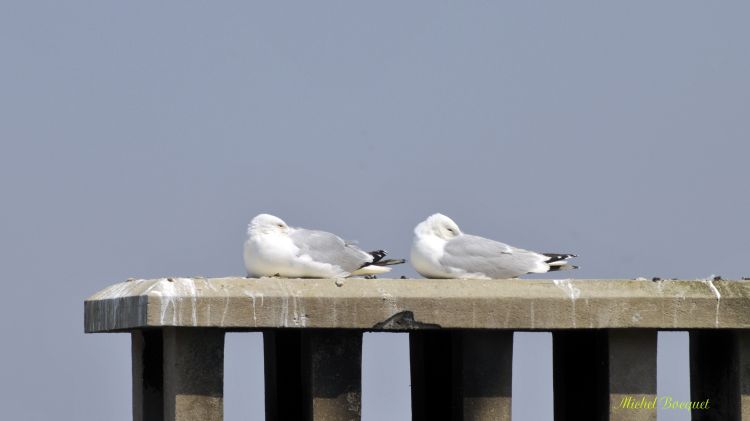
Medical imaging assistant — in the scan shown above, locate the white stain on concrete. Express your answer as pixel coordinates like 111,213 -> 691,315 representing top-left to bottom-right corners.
294,288 -> 308,327
285,286 -> 307,327
654,280 -> 664,295
90,278 -> 154,330
702,276 -> 722,327
203,279 -> 219,324
632,311 -> 642,323
553,279 -> 581,300
187,279 -> 197,326
272,279 -> 308,327
243,290 -> 265,327
220,297 -> 230,326
377,287 -> 401,316
144,278 -> 201,326
529,302 -> 535,329
671,287 -> 687,328
101,281 -> 138,299
553,279 -> 580,327
277,279 -> 290,326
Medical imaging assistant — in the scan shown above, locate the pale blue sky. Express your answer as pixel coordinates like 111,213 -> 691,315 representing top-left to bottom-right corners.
1,2 -> 748,420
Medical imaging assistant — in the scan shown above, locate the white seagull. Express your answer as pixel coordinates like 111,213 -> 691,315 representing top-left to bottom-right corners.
411,213 -> 577,279
244,213 -> 405,278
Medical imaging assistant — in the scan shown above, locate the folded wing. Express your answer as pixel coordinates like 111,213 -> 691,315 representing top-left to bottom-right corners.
289,229 -> 372,274
441,234 -> 550,278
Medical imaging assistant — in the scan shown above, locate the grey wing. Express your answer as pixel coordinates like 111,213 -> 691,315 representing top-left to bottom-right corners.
289,229 -> 372,273
441,235 -> 545,278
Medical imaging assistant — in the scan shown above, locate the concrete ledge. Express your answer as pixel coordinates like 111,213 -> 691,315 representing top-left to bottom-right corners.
84,277 -> 748,333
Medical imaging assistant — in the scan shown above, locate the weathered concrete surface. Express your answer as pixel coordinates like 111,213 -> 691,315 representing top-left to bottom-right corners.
735,330 -> 750,420
84,277 -> 750,332
459,331 -> 513,421
162,328 -> 224,421
263,330 -> 363,421
303,331 -> 362,421
553,330 -> 658,421
689,330 -> 750,421
739,332 -> 750,421
409,331 -> 513,421
608,330 -> 657,421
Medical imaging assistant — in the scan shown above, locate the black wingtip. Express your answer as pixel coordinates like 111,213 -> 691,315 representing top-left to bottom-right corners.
543,253 -> 578,263
375,258 -> 406,266
368,250 -> 387,263
547,264 -> 579,272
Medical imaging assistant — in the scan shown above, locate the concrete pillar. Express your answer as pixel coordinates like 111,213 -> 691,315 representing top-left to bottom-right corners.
737,331 -> 750,420
263,330 -> 304,421
553,331 -> 608,421
607,330 -> 657,421
409,331 -> 458,421
302,330 -> 362,421
162,328 -> 224,421
690,330 -> 748,421
132,330 -> 164,421
553,330 -> 657,421
410,330 -> 512,421
458,331 -> 513,421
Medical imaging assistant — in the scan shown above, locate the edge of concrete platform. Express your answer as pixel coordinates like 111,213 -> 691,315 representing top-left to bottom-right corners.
84,277 -> 748,333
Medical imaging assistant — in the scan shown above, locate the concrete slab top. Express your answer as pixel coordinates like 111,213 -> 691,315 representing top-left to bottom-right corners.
84,277 -> 750,333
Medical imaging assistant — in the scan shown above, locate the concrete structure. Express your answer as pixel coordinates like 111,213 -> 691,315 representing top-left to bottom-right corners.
85,277 -> 750,420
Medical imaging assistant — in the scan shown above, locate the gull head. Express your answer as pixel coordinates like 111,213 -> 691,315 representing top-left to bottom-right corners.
414,213 -> 462,240
248,213 -> 291,236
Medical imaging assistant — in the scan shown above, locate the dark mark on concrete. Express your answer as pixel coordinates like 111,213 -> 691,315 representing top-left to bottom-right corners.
372,311 -> 441,330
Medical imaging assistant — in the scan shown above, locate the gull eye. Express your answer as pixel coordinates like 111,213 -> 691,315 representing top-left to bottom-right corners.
446,228 -> 453,233
277,224 -> 284,228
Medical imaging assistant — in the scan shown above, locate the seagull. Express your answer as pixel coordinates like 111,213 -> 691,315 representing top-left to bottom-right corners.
244,213 -> 405,278
410,213 -> 577,279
